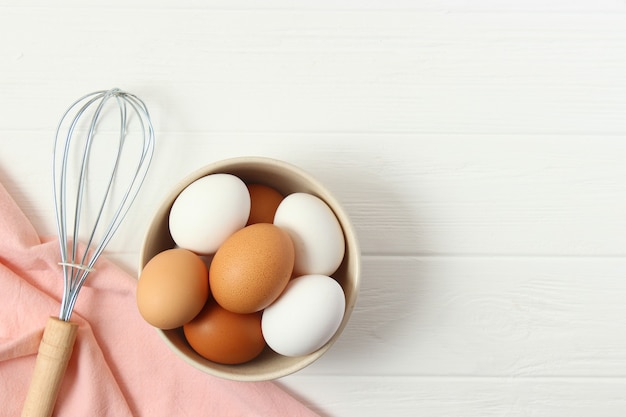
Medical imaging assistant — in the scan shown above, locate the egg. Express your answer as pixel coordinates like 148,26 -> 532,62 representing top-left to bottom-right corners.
261,274 -> 345,357
273,192 -> 345,276
137,249 -> 209,330
169,173 -> 250,255
210,223 -> 294,314
183,299 -> 265,365
246,183 -> 284,225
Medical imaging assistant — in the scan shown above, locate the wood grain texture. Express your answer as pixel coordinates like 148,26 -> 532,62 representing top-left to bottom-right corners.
302,256 -> 626,377
21,318 -> 78,417
2,2 -> 626,416
1,9 -> 626,134
279,376 -> 626,417
3,133 -> 626,260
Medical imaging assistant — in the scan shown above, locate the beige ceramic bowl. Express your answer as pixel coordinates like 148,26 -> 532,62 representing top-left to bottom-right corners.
139,156 -> 360,381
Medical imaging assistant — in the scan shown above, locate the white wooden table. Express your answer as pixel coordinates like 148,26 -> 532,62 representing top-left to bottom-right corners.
2,1 -> 626,416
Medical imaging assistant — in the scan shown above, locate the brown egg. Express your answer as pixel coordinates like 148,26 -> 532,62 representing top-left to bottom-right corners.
246,183 -> 284,225
183,299 -> 265,365
209,223 -> 294,314
137,248 -> 209,329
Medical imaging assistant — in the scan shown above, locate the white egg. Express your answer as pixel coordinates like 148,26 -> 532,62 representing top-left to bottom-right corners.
273,192 -> 345,276
261,274 -> 345,357
169,174 -> 250,255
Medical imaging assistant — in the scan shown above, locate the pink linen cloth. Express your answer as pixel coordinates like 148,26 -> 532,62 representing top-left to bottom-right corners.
0,180 -> 320,417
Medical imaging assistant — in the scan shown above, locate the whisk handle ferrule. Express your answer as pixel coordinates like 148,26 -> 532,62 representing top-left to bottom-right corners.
21,317 -> 78,417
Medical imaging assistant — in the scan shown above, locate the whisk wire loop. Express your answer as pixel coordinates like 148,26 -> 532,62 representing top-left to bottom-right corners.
52,88 -> 155,321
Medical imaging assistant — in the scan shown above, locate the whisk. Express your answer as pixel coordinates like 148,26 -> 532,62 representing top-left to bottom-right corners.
21,89 -> 155,417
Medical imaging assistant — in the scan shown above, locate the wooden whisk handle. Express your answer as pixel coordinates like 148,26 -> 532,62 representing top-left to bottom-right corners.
22,317 -> 78,417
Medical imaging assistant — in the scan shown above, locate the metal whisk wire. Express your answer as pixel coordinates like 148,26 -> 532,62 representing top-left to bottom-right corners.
52,88 -> 155,321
